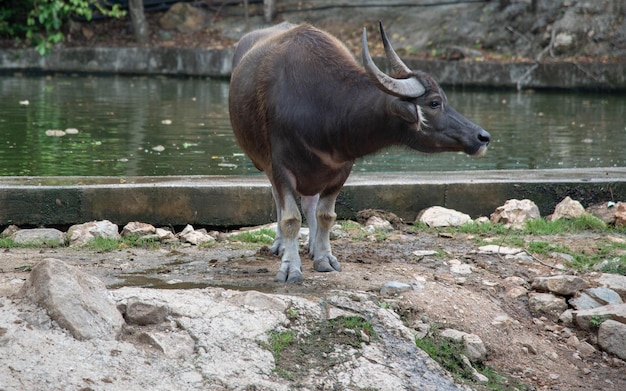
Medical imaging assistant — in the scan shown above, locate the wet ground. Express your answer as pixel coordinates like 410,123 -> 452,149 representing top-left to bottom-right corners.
3,222 -> 626,390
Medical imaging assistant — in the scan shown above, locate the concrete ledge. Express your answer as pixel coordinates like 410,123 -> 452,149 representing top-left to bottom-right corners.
1,47 -> 625,90
0,47 -> 234,77
1,168 -> 624,227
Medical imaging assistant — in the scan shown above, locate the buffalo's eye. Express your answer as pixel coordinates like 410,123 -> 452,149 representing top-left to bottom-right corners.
429,100 -> 440,109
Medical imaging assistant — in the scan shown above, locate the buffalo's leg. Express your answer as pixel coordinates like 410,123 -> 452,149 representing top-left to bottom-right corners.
301,194 -> 320,256
274,187 -> 303,283
311,191 -> 342,273
269,186 -> 285,256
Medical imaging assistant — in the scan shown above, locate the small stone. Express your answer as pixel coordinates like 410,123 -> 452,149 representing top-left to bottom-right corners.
450,263 -> 473,275
381,281 -> 413,296
417,206 -> 472,227
124,299 -> 168,325
478,245 -> 524,255
364,216 -> 393,231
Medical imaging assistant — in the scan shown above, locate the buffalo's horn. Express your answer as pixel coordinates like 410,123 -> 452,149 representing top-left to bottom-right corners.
362,27 -> 425,98
378,21 -> 412,77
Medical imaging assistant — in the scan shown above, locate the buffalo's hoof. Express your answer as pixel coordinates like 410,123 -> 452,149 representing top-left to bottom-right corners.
313,256 -> 342,272
276,269 -> 302,283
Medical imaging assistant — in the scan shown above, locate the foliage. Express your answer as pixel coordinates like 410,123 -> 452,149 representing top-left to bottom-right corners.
0,0 -> 125,55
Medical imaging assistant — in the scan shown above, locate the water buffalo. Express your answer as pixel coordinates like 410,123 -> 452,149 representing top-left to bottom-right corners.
229,22 -> 490,283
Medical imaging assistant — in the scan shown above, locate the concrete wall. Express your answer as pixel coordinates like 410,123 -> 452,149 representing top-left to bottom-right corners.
1,47 -> 625,90
1,169 -> 624,228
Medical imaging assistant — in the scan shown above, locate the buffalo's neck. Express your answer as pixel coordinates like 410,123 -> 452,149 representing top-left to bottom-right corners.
336,92 -> 401,160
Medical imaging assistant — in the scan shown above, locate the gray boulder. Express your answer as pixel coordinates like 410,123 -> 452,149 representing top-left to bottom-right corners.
17,258 -> 124,340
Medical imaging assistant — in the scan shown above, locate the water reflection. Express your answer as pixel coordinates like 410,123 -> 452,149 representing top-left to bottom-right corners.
1,74 -> 624,176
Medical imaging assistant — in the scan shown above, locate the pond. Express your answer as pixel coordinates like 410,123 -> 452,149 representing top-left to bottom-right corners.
1,74 -> 625,177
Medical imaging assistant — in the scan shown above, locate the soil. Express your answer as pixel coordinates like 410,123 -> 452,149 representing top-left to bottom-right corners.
2,218 -> 626,391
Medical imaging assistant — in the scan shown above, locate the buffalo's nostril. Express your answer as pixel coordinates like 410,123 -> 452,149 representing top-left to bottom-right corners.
478,130 -> 491,144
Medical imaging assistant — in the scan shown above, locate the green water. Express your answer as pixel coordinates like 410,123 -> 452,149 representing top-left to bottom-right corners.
1,74 -> 624,176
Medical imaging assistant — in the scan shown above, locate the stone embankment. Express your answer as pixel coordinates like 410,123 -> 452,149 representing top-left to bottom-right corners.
2,196 -> 626,389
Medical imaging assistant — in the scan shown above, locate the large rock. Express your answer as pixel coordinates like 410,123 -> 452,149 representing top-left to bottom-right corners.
598,319 -> 626,360
593,273 -> 626,299
17,258 -> 124,340
528,292 -> 568,320
569,287 -> 623,310
615,202 -> 626,227
159,2 -> 206,33
490,199 -> 540,229
573,304 -> 626,331
531,275 -> 587,296
66,220 -> 120,246
550,196 -> 585,221
121,221 -> 156,238
418,206 -> 472,227
12,228 -> 65,245
586,202 -> 619,224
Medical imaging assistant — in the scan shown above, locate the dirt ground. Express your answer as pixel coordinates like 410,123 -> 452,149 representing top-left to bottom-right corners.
2,220 -> 626,391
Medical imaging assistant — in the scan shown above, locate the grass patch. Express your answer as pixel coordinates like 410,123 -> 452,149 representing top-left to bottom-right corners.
0,237 -> 62,249
415,326 -> 531,390
229,227 -> 275,244
81,235 -> 160,251
261,315 -> 376,381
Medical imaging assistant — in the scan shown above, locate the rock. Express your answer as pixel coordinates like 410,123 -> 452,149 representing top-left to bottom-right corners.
593,273 -> 626,299
178,224 -> 215,245
550,196 -> 585,220
123,298 -> 168,325
156,227 -> 177,242
412,250 -> 438,257
559,309 -> 575,326
1,224 -> 19,237
460,354 -> 488,383
66,220 -> 120,246
573,304 -> 626,330
570,287 -> 623,310
228,290 -> 288,312
159,2 -> 206,33
531,275 -> 587,296
417,206 -> 472,227
138,330 -> 195,359
587,202 -> 618,224
440,328 -> 487,362
381,281 -> 414,296
364,216 -> 394,231
598,320 -> 626,360
490,199 -> 540,229
449,260 -> 473,275
528,292 -> 568,320
121,221 -> 156,237
477,244 -> 524,255
17,258 -> 124,340
12,228 -> 65,245
615,202 -> 626,227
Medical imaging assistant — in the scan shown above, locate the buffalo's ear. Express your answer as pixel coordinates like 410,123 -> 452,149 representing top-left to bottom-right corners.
389,99 -> 419,123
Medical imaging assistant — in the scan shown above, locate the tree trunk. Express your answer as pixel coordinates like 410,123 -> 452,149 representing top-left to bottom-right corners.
264,0 -> 276,23
129,0 -> 149,44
